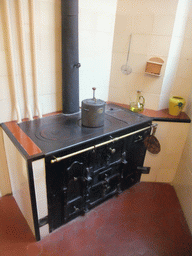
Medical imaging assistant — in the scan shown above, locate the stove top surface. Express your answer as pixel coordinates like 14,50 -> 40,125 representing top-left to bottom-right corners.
18,104 -> 152,155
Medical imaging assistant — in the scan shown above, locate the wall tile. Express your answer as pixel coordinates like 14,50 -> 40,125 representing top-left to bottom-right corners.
169,36 -> 184,58
114,14 -> 133,38
125,73 -> 145,92
177,58 -> 192,79
153,15 -> 175,36
116,1 -> 133,16
184,18 -> 192,39
96,13 -> 115,33
180,38 -> 192,59
131,34 -> 150,55
79,30 -> 97,58
113,33 -> 132,53
79,9 -> 97,31
182,133 -> 192,170
80,0 -> 117,14
142,151 -> 162,182
38,49 -> 56,79
142,92 -> 160,110
171,76 -> 192,102
156,122 -> 189,139
147,35 -> 171,56
128,54 -> 147,74
95,31 -> 113,54
133,14 -> 154,34
40,93 -> 62,115
173,163 -> 192,234
142,75 -> 164,95
108,86 -> 130,105
147,0 -> 178,16
156,168 -> 177,183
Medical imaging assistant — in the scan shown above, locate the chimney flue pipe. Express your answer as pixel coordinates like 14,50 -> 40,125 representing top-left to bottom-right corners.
61,0 -> 80,114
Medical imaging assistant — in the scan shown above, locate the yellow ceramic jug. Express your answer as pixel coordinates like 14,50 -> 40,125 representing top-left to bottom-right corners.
169,96 -> 185,116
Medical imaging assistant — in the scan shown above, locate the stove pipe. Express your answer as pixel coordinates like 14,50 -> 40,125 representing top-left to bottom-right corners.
61,0 -> 80,114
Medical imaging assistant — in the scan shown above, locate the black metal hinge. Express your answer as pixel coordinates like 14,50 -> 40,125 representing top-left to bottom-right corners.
38,216 -> 48,228
137,166 -> 151,174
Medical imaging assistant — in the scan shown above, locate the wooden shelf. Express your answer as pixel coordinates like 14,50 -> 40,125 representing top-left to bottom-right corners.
107,102 -> 191,123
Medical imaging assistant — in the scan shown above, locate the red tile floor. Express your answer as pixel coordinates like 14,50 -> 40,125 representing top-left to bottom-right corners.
0,182 -> 192,256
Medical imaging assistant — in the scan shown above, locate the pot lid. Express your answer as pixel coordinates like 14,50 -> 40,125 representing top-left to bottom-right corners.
82,87 -> 105,106
82,98 -> 105,105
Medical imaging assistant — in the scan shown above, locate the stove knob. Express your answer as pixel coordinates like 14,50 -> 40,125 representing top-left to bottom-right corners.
134,135 -> 143,143
74,177 -> 78,181
74,206 -> 79,212
109,147 -> 116,154
84,177 -> 92,182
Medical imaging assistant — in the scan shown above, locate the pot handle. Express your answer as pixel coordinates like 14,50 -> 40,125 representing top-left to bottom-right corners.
92,87 -> 97,102
139,96 -> 145,108
83,108 -> 89,112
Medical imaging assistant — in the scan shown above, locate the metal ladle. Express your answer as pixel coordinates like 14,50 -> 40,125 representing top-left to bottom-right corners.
121,34 -> 132,75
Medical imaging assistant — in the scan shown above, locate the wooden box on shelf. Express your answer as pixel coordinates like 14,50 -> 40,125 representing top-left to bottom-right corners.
145,57 -> 164,76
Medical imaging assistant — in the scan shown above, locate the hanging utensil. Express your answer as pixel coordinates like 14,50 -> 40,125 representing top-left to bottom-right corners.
144,124 -> 161,154
121,33 -> 132,75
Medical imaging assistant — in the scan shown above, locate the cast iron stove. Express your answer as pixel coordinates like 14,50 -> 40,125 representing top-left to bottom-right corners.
18,103 -> 152,233
18,104 -> 151,156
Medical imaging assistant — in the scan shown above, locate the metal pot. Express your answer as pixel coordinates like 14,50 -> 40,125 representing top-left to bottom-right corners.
81,88 -> 105,128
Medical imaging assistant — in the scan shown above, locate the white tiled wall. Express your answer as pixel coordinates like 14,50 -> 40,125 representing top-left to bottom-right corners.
173,88 -> 192,234
79,0 -> 117,103
170,2 -> 192,105
108,0 -> 192,110
141,121 -> 190,183
3,131 -> 36,236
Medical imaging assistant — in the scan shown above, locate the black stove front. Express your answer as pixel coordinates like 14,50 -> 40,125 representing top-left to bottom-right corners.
19,104 -> 152,233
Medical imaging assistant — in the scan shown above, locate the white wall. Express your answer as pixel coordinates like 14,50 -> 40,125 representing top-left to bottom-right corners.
79,0 -> 117,102
173,88 -> 192,234
158,0 -> 191,109
108,0 -> 192,111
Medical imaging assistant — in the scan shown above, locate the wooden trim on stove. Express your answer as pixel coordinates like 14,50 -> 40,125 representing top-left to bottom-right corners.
1,121 -> 42,158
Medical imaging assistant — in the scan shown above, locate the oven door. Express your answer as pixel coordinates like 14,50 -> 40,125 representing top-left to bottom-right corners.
63,160 -> 86,221
46,151 -> 90,231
